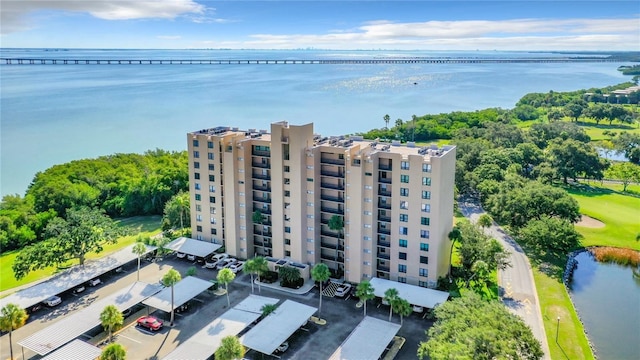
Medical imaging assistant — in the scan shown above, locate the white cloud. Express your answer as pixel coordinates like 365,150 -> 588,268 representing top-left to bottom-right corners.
1,0 -> 206,34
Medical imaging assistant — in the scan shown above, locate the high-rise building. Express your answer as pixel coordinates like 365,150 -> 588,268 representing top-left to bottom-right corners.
187,121 -> 455,288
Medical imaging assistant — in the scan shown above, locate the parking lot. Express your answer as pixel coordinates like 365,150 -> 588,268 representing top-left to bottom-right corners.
1,255 -> 434,360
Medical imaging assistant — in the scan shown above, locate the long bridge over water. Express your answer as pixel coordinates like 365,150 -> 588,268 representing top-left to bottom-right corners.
0,57 -> 620,65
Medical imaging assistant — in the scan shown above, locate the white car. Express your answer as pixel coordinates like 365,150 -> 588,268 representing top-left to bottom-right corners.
176,252 -> 186,259
274,342 -> 289,354
216,258 -> 237,270
43,295 -> 62,307
228,261 -> 245,274
412,305 -> 424,313
88,278 -> 101,286
205,253 -> 229,268
187,254 -> 196,261
335,283 -> 352,298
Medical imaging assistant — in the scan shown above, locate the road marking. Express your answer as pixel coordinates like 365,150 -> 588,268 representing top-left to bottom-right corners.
119,334 -> 142,344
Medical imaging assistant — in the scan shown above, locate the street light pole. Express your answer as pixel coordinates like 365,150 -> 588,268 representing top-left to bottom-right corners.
556,316 -> 560,343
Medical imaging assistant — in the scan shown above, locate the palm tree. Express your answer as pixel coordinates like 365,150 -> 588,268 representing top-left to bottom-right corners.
384,114 -> 390,129
261,303 -> 278,317
384,288 -> 399,322
100,343 -> 126,360
279,266 -> 301,287
217,268 -> 236,307
311,263 -> 331,313
0,303 -> 28,360
215,335 -> 245,360
244,258 -> 257,293
162,269 -> 182,326
356,280 -> 375,316
447,225 -> 462,279
252,256 -> 268,293
100,304 -> 124,343
132,241 -> 147,281
393,297 -> 412,325
252,210 -> 264,224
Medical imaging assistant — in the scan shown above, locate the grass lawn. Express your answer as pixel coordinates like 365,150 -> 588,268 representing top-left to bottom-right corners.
0,215 -> 162,293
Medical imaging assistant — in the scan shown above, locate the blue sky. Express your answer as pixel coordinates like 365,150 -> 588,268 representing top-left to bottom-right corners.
1,1 -> 638,50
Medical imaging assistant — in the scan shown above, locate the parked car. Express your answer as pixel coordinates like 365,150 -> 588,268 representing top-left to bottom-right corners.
73,285 -> 86,294
137,316 -> 163,331
335,283 -> 352,298
176,252 -> 186,259
175,301 -> 190,313
228,261 -> 245,274
88,278 -> 101,287
43,295 -> 62,307
122,308 -> 132,317
274,341 -> 289,354
216,258 -> 237,270
412,305 -> 424,313
187,254 -> 196,261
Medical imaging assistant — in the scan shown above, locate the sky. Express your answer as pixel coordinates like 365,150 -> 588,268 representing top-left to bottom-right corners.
1,1 -> 639,50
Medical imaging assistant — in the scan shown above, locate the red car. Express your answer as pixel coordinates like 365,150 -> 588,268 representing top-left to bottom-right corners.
137,316 -> 163,331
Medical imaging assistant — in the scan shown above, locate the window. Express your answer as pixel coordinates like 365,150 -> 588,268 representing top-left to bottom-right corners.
364,211 -> 372,216
210,218 -> 216,224
420,243 -> 429,251
363,261 -> 371,266
423,163 -> 432,172
211,228 -> 217,235
284,190 -> 290,197
195,194 -> 201,201
401,161 -> 410,170
307,250 -> 315,255
208,152 -> 214,160
307,178 -> 314,182
399,252 -> 407,260
400,201 -> 408,210
419,268 -> 429,277
421,217 -> 430,226
364,236 -> 371,241
420,230 -> 430,239
285,239 -> 291,245
364,224 -> 372,228
422,177 -> 431,186
285,250 -> 291,257
209,185 -> 215,192
196,215 -> 202,222
307,202 -> 314,207
196,225 -> 202,232
364,198 -> 372,203
400,174 -> 409,183
195,183 -> 201,190
365,185 -> 372,190
239,203 -> 245,207
421,204 -> 431,213
193,139 -> 199,147
238,157 -> 243,161
398,264 -> 407,273
194,162 -> 200,169
419,281 -> 428,288
399,214 -> 408,222
307,190 -> 313,194
400,188 -> 409,196
420,256 -> 428,264
307,165 -> 313,169
285,227 -> 291,233
195,204 -> 201,212
399,239 -> 408,248
209,196 -> 215,203
422,191 -> 431,200
365,172 -> 372,176
398,277 -> 407,283
363,249 -> 371,254
194,172 -> 200,180
207,174 -> 214,182
399,226 -> 408,235
284,166 -> 290,172
307,238 -> 314,243
307,226 -> 314,231
210,207 -> 216,214
353,159 -> 361,166
284,178 -> 290,184
207,141 -> 213,149
238,192 -> 244,196
208,163 -> 214,171
307,214 -> 314,219
193,151 -> 200,158
196,234 -> 202,240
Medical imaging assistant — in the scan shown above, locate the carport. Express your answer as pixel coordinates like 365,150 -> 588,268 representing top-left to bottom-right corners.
40,340 -> 101,360
165,236 -> 222,258
241,300 -> 317,355
18,281 -> 162,356
161,295 -> 279,360
370,277 -> 449,309
0,243 -> 156,311
329,316 -> 401,360
142,276 -> 212,312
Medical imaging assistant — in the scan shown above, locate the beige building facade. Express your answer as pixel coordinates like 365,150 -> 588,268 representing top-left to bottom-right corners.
187,121 -> 455,288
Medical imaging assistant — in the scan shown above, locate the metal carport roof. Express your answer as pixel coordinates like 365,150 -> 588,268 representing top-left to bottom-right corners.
370,277 -> 449,309
241,300 -> 317,355
19,281 -> 162,356
161,295 -> 279,360
142,276 -> 212,312
329,316 -> 401,360
40,339 -> 102,360
0,243 -> 156,311
165,237 -> 222,257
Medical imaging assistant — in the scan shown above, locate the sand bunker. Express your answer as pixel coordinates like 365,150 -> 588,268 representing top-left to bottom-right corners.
576,215 -> 605,228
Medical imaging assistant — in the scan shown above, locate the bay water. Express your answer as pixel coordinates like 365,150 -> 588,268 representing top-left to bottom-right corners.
0,49 -> 629,196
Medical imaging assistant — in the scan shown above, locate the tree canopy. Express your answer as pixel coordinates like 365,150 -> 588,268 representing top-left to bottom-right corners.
418,292 -> 543,360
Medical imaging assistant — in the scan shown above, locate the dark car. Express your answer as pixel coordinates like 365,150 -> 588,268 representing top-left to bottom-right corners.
137,316 -> 163,331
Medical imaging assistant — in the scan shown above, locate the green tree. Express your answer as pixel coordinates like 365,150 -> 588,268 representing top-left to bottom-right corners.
311,263 -> 331,313
252,210 -> 264,224
547,138 -> 608,183
612,132 -> 640,164
215,335 -> 245,360
162,269 -> 182,326
455,222 -> 510,284
447,225 -> 463,279
477,213 -> 493,229
393,297 -> 412,325
12,207 -> 122,280
384,114 -> 391,129
132,240 -> 147,281
244,258 -> 258,294
563,99 -> 587,122
100,304 -> 124,343
279,266 -> 301,287
417,293 -> 543,360
186,266 -> 197,277
384,288 -> 399,322
100,343 -> 126,360
244,256 -> 268,294
162,191 -> 190,234
518,217 -> 582,255
605,162 -> 640,191
547,108 -> 564,122
217,268 -> 236,307
356,280 -> 375,317
261,303 -> 278,317
0,303 -> 28,360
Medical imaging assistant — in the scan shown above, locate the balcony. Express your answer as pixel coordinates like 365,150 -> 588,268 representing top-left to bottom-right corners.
252,173 -> 271,181
251,161 -> 270,169
377,227 -> 391,235
379,177 -> 392,184
253,207 -> 272,215
320,253 -> 345,262
320,157 -> 345,166
377,265 -> 390,272
378,215 -> 391,222
320,194 -> 344,203
377,202 -> 391,210
320,206 -> 344,215
320,242 -> 344,251
321,230 -> 342,238
378,164 -> 392,171
252,184 -> 271,192
253,196 -> 272,203
320,182 -> 345,190
253,230 -> 273,237
378,189 -> 391,196
252,150 -> 270,157
377,239 -> 391,247
377,252 -> 391,260
320,170 -> 345,178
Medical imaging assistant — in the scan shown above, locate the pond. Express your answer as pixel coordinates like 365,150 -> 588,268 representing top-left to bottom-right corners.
596,147 -> 629,162
568,251 -> 640,359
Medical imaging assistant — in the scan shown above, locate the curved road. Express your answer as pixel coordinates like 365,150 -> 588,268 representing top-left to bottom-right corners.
459,200 -> 551,359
